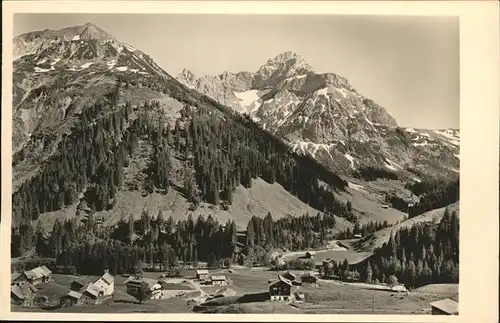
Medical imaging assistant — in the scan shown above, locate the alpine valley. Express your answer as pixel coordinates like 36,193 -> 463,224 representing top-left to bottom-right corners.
11,23 -> 459,314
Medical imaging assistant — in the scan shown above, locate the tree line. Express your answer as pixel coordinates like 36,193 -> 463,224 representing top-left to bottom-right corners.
333,219 -> 393,240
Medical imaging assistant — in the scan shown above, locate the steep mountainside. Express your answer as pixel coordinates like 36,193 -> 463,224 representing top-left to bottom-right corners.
12,24 -> 357,233
176,52 -> 460,180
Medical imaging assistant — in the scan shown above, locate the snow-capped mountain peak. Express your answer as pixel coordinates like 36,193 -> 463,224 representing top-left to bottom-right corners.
255,51 -> 313,86
176,51 -> 460,179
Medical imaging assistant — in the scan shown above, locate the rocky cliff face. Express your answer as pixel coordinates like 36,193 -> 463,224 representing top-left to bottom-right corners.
176,52 -> 459,180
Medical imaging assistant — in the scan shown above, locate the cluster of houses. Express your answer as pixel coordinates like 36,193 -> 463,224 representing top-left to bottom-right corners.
195,269 -> 232,286
60,269 -> 115,306
11,266 -> 115,308
11,266 -> 53,307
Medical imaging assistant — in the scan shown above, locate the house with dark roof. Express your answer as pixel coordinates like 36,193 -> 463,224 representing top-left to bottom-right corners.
63,280 -> 105,306
301,272 -> 318,284
430,298 -> 459,315
269,275 -> 293,302
11,281 -> 38,307
70,278 -> 91,292
125,277 -> 163,299
210,275 -> 230,286
60,290 -> 84,307
16,266 -> 52,285
282,271 -> 296,282
305,251 -> 316,259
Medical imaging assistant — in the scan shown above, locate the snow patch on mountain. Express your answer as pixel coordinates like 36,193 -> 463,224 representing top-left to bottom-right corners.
336,87 -> 348,98
80,62 -> 93,69
116,66 -> 128,72
34,66 -> 55,73
348,182 -> 367,192
434,130 -> 460,146
317,87 -> 329,97
292,141 -> 335,160
344,153 -> 356,169
234,90 -> 260,110
413,141 -> 429,147
385,158 -> 404,171
107,60 -> 117,69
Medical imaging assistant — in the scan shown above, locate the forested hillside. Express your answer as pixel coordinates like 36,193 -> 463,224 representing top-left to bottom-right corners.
323,208 -> 459,288
12,78 -> 356,261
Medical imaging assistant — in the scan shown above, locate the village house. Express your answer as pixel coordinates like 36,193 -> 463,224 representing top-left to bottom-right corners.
269,275 -> 293,302
60,291 -> 84,307
195,269 -> 210,281
305,251 -> 316,259
301,272 -> 319,284
61,282 -> 105,307
125,277 -> 163,299
282,271 -> 296,282
11,281 -> 38,307
70,278 -> 90,292
210,275 -> 229,286
93,269 -> 115,296
15,266 -> 52,285
430,298 -> 459,315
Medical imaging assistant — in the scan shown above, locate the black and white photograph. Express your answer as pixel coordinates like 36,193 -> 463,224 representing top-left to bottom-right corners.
2,1 -> 499,321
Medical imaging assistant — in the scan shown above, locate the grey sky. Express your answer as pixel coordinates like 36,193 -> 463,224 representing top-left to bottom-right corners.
14,14 -> 459,129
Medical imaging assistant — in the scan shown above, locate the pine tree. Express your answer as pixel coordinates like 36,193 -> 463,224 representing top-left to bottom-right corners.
128,215 -> 135,244
365,261 -> 373,283
35,221 -> 46,256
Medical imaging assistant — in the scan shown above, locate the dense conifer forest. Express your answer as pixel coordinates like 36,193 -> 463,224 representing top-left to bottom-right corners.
407,179 -> 459,218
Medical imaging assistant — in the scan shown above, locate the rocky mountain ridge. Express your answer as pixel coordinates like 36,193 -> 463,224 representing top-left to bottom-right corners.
176,52 -> 459,180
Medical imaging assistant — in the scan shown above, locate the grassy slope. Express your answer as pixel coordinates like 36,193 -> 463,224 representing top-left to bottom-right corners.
335,178 -> 409,225
99,178 -> 354,230
37,178 -> 354,232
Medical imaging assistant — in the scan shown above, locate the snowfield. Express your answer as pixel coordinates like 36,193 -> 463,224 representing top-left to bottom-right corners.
344,154 -> 356,169
234,90 -> 261,113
